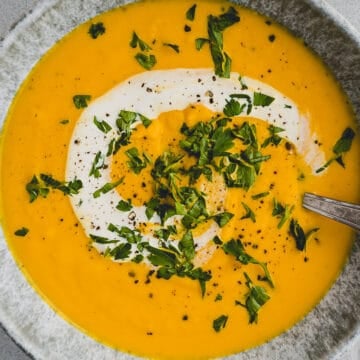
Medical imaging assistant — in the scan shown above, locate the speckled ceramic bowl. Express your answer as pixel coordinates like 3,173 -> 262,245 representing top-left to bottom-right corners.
0,1 -> 359,359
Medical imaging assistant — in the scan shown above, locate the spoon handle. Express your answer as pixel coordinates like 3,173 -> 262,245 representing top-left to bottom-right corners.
303,193 -> 360,231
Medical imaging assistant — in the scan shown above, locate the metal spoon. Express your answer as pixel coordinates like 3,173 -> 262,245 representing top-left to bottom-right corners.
303,193 -> 360,231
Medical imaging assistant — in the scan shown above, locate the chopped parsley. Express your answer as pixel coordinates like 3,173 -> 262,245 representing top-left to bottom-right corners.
195,38 -> 209,50
93,177 -> 124,198
253,92 -> 275,107
73,95 -> 91,109
241,202 -> 256,222
135,53 -> 157,70
26,174 -> 82,202
236,272 -> 270,324
89,151 -> 105,178
14,227 -> 29,237
186,4 -> 197,21
213,212 -> 234,227
59,119 -> 69,125
93,116 -> 112,133
262,125 -> 285,148
289,219 -> 319,251
88,22 -> 106,39
125,147 -> 151,174
316,127 -> 356,173
213,315 -> 228,332
222,239 -> 274,287
130,31 -> 152,51
201,7 -> 240,78
163,43 -> 180,53
107,110 -> 151,155
272,199 -> 294,229
116,199 -> 133,212
251,191 -> 269,200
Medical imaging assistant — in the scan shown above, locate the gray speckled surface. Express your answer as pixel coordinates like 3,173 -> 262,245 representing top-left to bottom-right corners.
0,0 -> 359,359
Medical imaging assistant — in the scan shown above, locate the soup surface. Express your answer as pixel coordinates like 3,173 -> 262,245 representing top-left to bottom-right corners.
0,0 -> 359,359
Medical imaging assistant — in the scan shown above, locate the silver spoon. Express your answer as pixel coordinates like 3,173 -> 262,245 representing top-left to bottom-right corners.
303,193 -> 360,231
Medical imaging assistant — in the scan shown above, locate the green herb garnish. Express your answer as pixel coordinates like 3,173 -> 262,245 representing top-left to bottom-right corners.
73,95 -> 91,109
14,227 -> 29,237
316,127 -> 356,173
236,272 -> 270,323
272,199 -> 294,229
262,125 -> 285,148
251,192 -> 270,200
93,116 -> 112,133
90,234 -> 119,244
89,151 -> 105,178
88,22 -> 106,39
163,43 -> 180,53
93,177 -> 124,198
222,239 -> 274,287
213,212 -> 234,227
130,32 -> 152,51
289,219 -> 319,251
241,202 -> 256,222
253,92 -> 275,107
186,4 -> 197,21
135,53 -> 157,70
125,147 -> 151,174
116,199 -> 133,212
213,315 -> 228,332
195,38 -> 210,50
206,7 -> 240,78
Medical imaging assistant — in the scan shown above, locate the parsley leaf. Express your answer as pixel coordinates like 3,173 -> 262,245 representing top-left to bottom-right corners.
93,116 -> 112,133
213,212 -> 234,227
125,147 -> 151,174
195,38 -> 209,50
207,7 -> 240,77
26,174 -> 82,202
89,151 -> 105,178
93,177 -> 124,198
25,175 -> 50,202
272,199 -> 294,229
186,4 -> 197,21
163,43 -> 180,53
179,230 -> 196,261
130,32 -> 152,51
108,224 -> 142,244
88,22 -> 106,39
232,122 -> 257,147
261,125 -> 285,148
108,110 -> 150,155
223,98 -> 243,117
213,315 -> 228,332
316,127 -> 356,173
253,92 -> 275,107
73,95 -> 91,109
110,243 -> 132,260
236,272 -> 270,324
90,234 -> 119,244
251,191 -> 269,200
222,239 -> 274,287
116,199 -> 133,212
40,174 -> 83,195
14,227 -> 29,237
289,219 -> 319,251
241,202 -> 256,222
135,53 -> 157,70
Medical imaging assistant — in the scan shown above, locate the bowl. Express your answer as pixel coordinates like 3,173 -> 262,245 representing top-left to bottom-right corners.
0,0 -> 359,359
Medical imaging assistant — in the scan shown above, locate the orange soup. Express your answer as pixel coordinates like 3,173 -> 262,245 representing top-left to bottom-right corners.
0,0 -> 359,359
